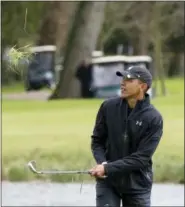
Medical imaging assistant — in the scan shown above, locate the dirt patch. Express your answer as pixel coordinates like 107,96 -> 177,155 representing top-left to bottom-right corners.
2,91 -> 51,101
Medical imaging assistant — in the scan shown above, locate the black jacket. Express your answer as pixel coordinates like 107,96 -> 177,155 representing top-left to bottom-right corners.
91,94 -> 163,194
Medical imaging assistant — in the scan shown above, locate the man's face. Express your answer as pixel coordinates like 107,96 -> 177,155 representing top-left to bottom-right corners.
120,78 -> 147,98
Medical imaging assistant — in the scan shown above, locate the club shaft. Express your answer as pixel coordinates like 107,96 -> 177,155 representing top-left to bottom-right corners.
37,170 -> 90,174
27,160 -> 91,175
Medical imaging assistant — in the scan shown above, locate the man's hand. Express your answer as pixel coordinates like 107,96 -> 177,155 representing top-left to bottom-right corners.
89,164 -> 105,177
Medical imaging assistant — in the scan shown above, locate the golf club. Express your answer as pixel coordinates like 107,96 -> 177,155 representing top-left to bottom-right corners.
27,160 -> 91,175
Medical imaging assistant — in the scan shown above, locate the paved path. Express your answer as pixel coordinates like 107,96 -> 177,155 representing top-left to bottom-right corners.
2,182 -> 184,206
2,91 -> 50,100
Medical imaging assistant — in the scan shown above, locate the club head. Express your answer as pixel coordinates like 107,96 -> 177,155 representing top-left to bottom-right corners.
27,160 -> 40,174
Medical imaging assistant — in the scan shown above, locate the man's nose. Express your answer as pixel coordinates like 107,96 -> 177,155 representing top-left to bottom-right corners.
121,80 -> 126,86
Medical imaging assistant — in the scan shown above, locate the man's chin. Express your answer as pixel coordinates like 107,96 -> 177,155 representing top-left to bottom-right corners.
121,93 -> 129,98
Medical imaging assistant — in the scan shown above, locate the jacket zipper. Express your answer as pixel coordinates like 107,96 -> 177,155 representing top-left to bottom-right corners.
123,102 -> 136,144
120,101 -> 137,191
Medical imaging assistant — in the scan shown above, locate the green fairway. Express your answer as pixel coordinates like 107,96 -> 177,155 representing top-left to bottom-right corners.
2,78 -> 184,183
2,82 -> 26,93
2,82 -> 50,93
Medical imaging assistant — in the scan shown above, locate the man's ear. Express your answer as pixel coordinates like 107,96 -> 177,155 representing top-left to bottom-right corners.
141,83 -> 148,92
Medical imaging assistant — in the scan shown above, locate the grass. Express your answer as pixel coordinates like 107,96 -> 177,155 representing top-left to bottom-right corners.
2,78 -> 184,183
2,81 -> 50,93
2,82 -> 25,93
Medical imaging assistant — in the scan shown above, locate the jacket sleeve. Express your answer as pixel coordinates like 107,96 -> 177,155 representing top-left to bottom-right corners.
104,115 -> 163,175
91,102 -> 107,164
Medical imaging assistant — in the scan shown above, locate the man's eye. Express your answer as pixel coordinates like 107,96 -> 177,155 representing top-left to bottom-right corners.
128,79 -> 134,82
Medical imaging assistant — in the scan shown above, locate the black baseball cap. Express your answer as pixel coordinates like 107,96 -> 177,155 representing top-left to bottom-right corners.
116,65 -> 152,88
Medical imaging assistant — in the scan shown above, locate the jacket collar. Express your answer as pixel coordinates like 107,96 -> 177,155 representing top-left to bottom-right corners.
133,93 -> 151,110
116,93 -> 151,110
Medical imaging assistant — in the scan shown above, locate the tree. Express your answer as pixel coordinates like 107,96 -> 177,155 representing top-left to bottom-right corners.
37,1 -> 77,48
150,3 -> 166,96
55,2 -> 78,54
97,2 -> 136,52
36,2 -> 60,45
2,1 -> 45,47
49,1 -> 106,99
101,2 -> 184,96
1,1 -> 45,84
149,2 -> 184,96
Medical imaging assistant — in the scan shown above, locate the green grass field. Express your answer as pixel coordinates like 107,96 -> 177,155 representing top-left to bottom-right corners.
2,81 -> 50,93
2,82 -> 25,93
2,78 -> 184,183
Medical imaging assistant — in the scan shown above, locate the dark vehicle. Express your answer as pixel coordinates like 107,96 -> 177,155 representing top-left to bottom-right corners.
24,45 -> 56,91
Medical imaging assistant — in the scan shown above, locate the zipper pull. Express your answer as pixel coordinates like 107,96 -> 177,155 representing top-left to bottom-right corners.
123,132 -> 128,142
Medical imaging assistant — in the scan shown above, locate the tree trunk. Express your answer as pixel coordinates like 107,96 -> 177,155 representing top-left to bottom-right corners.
154,33 -> 167,96
139,15 -> 150,55
139,32 -> 148,55
49,1 -> 106,99
54,2 -> 78,84
179,52 -> 184,77
37,2 -> 61,45
136,2 -> 151,55
37,2 -> 77,46
152,3 -> 166,97
55,2 -> 78,54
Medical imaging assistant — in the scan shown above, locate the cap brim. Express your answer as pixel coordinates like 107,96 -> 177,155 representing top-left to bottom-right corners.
116,71 -> 124,77
116,71 -> 136,79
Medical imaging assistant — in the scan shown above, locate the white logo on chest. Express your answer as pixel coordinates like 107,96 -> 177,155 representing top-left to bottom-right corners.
136,120 -> 142,126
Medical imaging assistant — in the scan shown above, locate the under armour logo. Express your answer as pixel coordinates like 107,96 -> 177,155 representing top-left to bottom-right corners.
136,121 -> 142,126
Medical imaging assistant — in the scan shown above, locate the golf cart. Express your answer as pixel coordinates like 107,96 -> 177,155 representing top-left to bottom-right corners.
91,55 -> 127,98
91,55 -> 153,98
24,45 -> 56,91
24,45 -> 104,92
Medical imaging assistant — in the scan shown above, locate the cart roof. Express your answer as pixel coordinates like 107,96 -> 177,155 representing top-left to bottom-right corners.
92,55 -> 152,64
29,46 -> 103,57
29,45 -> 56,53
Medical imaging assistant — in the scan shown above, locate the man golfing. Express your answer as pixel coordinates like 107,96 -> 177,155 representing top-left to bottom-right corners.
90,65 -> 163,207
